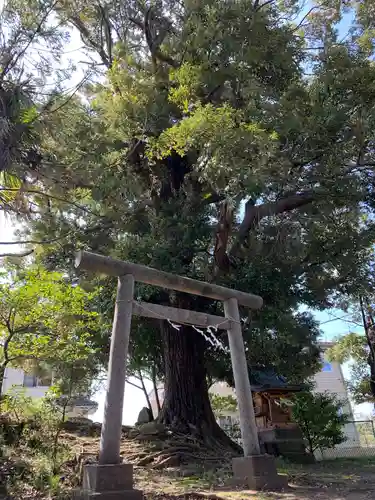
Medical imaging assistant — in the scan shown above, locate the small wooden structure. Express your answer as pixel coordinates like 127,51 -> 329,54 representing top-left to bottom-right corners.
75,251 -> 287,498
250,368 -> 302,430
248,368 -> 313,463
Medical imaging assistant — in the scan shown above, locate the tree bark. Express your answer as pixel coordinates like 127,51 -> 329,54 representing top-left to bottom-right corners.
137,369 -> 154,418
0,362 -> 7,400
157,191 -> 317,446
158,319 -> 239,450
359,296 -> 375,398
151,365 -> 161,413
228,191 -> 316,260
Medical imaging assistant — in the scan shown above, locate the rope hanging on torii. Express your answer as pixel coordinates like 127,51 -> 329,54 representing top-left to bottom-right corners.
133,299 -> 231,353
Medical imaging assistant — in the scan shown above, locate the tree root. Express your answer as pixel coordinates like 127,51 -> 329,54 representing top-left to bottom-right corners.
59,420 -> 239,474
125,422 -> 240,469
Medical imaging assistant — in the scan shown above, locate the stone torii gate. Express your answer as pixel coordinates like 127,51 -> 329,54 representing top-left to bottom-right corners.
76,251 -> 286,500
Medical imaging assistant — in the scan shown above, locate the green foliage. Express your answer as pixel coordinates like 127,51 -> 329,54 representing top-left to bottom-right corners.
327,332 -> 368,365
209,393 -> 238,415
0,0 -> 72,200
328,340 -> 375,405
346,362 -> 375,404
209,393 -> 241,442
0,264 -> 101,397
291,391 -> 350,454
2,391 -> 60,446
0,391 -> 71,497
356,421 -> 375,446
326,296 -> 375,405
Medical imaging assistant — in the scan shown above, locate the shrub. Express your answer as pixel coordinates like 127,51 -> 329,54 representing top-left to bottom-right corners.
291,391 -> 350,454
0,391 -> 72,497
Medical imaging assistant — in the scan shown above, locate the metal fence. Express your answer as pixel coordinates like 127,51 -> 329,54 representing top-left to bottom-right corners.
314,420 -> 375,461
356,420 -> 375,446
218,417 -> 375,461
218,416 -> 242,445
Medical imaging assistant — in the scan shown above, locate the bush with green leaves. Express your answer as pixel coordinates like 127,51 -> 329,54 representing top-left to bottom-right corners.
0,391 -> 71,497
209,393 -> 238,415
291,391 -> 350,454
0,264 -> 101,400
209,393 -> 241,441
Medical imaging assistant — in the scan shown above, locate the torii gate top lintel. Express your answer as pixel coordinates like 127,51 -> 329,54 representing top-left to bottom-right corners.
75,250 -> 263,310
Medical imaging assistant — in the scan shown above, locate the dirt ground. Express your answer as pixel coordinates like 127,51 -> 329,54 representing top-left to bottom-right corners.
46,422 -> 373,500
58,428 -> 375,500
135,458 -> 375,500
4,426 -> 372,500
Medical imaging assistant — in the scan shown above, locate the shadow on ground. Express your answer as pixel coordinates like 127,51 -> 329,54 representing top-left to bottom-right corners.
140,457 -> 375,500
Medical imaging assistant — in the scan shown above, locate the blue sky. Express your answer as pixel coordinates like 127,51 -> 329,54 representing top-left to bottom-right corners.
315,309 -> 363,342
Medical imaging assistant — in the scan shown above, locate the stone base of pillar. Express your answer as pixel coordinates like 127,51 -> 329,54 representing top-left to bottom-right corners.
82,463 -> 143,500
232,454 -> 288,491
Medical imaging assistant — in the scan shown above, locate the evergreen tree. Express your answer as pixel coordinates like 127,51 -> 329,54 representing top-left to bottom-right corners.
3,0 -> 375,446
291,391 -> 349,454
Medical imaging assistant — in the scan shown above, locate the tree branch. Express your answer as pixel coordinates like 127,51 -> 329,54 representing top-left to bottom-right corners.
128,16 -> 144,30
6,354 -> 42,364
0,232 -> 73,246
13,324 -> 44,335
69,15 -> 111,68
126,378 -> 143,390
254,0 -> 276,11
345,161 -> 375,172
144,7 -> 179,69
0,0 -> 59,80
0,250 -> 34,258
228,191 -> 316,259
291,6 -> 328,33
0,187 -> 102,216
3,329 -> 16,365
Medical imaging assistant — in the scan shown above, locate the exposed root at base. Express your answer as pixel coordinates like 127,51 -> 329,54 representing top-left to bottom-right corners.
59,419 -> 240,473
123,422 -> 240,469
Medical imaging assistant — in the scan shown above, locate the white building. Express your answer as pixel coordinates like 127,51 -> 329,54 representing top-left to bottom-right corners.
2,367 -> 97,418
314,342 -> 360,451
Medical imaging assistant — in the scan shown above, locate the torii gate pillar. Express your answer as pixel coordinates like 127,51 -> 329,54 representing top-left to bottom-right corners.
76,251 -> 287,497
83,274 -> 143,500
225,297 -> 287,490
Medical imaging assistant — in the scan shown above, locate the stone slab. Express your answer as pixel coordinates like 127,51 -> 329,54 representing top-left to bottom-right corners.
280,451 -> 315,464
232,454 -> 288,491
84,489 -> 143,500
231,474 -> 288,490
258,427 -> 303,442
83,464 -> 134,492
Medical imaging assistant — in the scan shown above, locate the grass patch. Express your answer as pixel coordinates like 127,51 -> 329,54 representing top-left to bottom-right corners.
277,455 -> 375,471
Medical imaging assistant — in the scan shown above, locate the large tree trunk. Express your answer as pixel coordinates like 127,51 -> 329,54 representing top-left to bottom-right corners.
158,320 -> 239,450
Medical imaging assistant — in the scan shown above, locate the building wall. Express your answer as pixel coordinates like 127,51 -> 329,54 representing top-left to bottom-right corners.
2,367 -> 94,419
2,367 -> 50,399
315,344 -> 360,448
